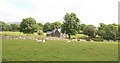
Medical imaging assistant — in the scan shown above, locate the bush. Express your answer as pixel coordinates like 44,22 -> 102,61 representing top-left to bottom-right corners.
71,36 -> 76,39
92,37 -> 103,41
85,37 -> 91,41
2,33 -> 7,36
80,37 -> 90,41
76,34 -> 87,39
37,30 -> 43,35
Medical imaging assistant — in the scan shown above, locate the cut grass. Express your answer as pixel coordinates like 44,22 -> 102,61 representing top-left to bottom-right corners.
2,39 -> 118,61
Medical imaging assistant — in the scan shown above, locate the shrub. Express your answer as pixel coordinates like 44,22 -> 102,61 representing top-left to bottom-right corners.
37,30 -> 43,35
85,37 -> 91,41
92,37 -> 103,41
71,36 -> 76,39
80,37 -> 90,41
2,33 -> 7,36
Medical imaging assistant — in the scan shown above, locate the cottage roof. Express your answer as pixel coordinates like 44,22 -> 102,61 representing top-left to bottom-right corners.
46,31 -> 52,34
46,28 -> 61,34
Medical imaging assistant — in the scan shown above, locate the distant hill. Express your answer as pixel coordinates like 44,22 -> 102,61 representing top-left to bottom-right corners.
6,22 -> 20,25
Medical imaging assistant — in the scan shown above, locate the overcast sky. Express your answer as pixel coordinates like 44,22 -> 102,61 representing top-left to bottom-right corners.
0,0 -> 119,26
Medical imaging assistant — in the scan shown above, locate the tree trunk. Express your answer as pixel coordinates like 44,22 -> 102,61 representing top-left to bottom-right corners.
68,34 -> 71,40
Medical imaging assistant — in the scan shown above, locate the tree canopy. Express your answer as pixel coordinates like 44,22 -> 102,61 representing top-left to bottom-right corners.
61,13 -> 80,39
52,21 -> 62,29
43,22 -> 53,32
83,25 -> 97,38
20,17 -> 37,34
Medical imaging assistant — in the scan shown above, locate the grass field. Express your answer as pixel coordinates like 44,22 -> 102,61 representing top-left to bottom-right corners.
2,39 -> 118,61
0,31 -> 87,39
0,31 -> 46,37
0,39 -> 2,62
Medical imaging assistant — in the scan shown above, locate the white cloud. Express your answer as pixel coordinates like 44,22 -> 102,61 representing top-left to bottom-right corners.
0,0 -> 34,22
0,0 -> 119,26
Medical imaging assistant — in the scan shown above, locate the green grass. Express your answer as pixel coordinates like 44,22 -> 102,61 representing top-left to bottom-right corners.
0,31 -> 46,37
0,39 -> 2,62
71,34 -> 88,38
2,39 -> 118,61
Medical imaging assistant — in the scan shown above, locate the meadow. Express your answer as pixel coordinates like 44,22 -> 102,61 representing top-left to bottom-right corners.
2,39 -> 118,61
0,31 -> 87,39
0,39 -> 2,62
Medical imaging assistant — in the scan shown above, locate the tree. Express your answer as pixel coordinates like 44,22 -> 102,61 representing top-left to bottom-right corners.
80,24 -> 86,31
78,23 -> 86,34
103,24 -> 118,41
0,21 -> 5,31
118,24 -> 120,40
0,21 -> 9,31
83,25 -> 97,38
97,23 -> 118,41
38,23 -> 43,27
97,23 -> 107,38
37,23 -> 43,30
10,24 -> 20,31
20,17 -> 37,34
118,24 -> 120,32
98,23 -> 106,30
43,22 -> 52,32
97,30 -> 105,38
61,13 -> 80,39
52,21 -> 62,29
37,30 -> 43,35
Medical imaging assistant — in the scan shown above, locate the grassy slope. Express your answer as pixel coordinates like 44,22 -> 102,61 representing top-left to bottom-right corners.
0,31 -> 46,37
0,39 -> 2,62
0,31 -> 87,38
2,39 -> 118,61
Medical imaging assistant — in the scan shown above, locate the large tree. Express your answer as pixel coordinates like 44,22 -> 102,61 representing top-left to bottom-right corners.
103,24 -> 118,41
80,23 -> 86,31
78,23 -> 86,34
118,24 -> 120,40
0,21 -> 9,31
83,25 -> 97,38
36,23 -> 43,31
43,22 -> 53,32
52,21 -> 62,29
10,24 -> 20,31
98,23 -> 118,41
97,23 -> 107,38
98,23 -> 106,30
20,17 -> 37,34
61,13 -> 80,39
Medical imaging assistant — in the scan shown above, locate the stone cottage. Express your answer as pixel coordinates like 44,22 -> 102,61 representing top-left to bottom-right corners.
46,28 -> 66,38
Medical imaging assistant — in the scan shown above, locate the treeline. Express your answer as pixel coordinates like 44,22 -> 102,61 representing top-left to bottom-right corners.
0,19 -> 62,32
0,13 -> 120,41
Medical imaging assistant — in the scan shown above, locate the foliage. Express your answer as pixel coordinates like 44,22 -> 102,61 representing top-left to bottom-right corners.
0,21 -> 9,31
1,16 -> 119,41
98,23 -> 118,41
80,23 -> 86,31
37,23 -> 43,30
92,37 -> 104,41
20,17 -> 37,34
61,13 -> 80,39
98,23 -> 106,30
118,24 -> 120,41
83,25 -> 97,38
9,24 -> 20,31
43,21 -> 62,32
37,30 -> 43,35
52,21 -> 62,29
43,22 -> 53,32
